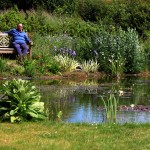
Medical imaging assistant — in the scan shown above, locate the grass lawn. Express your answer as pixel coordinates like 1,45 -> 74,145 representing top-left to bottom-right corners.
0,122 -> 150,150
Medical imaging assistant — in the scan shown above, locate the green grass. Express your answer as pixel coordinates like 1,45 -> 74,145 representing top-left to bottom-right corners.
0,122 -> 150,150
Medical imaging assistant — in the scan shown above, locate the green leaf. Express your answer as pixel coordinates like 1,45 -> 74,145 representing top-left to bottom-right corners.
0,79 -> 46,122
10,116 -> 21,123
10,108 -> 18,115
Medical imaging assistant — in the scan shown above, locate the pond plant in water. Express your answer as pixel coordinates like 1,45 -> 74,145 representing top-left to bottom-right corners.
0,79 -> 46,123
101,93 -> 119,123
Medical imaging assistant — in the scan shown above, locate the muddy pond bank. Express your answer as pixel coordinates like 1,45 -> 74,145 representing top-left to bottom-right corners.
1,70 -> 150,81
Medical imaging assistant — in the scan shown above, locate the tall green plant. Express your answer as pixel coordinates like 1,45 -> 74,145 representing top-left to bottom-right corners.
101,93 -> 118,123
23,59 -> 36,77
109,56 -> 125,78
0,57 -> 6,73
0,79 -> 46,122
143,34 -> 150,71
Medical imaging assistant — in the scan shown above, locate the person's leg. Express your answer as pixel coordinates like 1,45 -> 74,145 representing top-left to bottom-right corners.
13,43 -> 22,55
20,43 -> 28,55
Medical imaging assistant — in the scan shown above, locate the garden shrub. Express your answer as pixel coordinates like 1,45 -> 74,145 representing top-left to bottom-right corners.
123,28 -> 144,73
25,10 -> 62,35
32,33 -> 53,59
77,0 -> 108,22
63,17 -> 98,38
92,27 -> 144,73
0,6 -> 27,31
143,35 -> 150,71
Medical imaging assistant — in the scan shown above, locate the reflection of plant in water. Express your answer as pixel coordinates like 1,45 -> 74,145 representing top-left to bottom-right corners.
80,80 -> 98,86
47,96 -> 75,121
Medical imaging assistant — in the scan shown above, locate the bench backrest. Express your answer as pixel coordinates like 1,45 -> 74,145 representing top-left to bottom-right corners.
0,33 -> 13,48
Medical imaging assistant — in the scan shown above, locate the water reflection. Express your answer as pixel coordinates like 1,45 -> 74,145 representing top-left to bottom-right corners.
0,76 -> 150,123
117,111 -> 150,123
37,76 -> 150,123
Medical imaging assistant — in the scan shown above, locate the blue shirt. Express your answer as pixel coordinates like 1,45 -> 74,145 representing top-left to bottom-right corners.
5,29 -> 30,44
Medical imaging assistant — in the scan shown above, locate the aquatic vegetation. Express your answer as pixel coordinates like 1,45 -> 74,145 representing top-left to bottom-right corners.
101,93 -> 118,123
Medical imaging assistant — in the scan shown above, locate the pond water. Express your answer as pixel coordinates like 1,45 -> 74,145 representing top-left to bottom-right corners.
34,76 -> 150,124
0,76 -> 150,124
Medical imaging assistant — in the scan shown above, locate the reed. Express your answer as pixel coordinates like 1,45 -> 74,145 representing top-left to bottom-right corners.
101,93 -> 118,123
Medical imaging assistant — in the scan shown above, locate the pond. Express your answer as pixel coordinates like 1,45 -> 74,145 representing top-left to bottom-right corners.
34,76 -> 150,124
0,76 -> 150,124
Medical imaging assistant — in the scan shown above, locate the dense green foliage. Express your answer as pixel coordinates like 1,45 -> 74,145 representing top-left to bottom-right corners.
93,28 -> 144,73
0,0 -> 150,75
0,79 -> 46,122
1,0 -> 150,37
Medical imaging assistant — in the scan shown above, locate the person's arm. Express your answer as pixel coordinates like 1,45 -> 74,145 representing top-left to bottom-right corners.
3,29 -> 14,35
24,33 -> 30,43
24,33 -> 33,45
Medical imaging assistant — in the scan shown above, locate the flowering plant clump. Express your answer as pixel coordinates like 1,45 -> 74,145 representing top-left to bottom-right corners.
108,53 -> 125,78
54,46 -> 76,59
82,59 -> 99,73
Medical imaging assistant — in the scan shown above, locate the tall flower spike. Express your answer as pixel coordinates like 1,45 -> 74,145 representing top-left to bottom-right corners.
72,50 -> 76,59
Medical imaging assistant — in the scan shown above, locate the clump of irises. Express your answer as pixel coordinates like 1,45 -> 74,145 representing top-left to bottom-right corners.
54,46 -> 76,59
54,46 -> 100,72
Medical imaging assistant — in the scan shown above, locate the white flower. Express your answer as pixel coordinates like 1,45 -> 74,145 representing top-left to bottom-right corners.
119,90 -> 124,96
130,104 -> 135,108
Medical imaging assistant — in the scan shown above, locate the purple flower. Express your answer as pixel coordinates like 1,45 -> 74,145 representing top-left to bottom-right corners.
93,50 -> 98,59
68,49 -> 72,55
71,50 -> 76,58
60,48 -> 65,55
94,50 -> 98,56
66,48 -> 71,56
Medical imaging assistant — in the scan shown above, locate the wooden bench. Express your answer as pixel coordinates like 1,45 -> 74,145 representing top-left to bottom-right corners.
0,33 -> 32,58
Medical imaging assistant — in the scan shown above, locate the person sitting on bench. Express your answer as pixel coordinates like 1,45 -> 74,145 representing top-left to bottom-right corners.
4,23 -> 32,64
